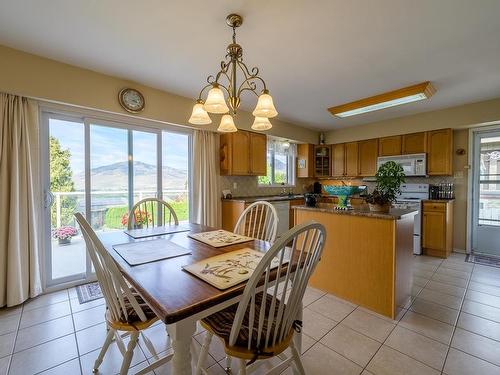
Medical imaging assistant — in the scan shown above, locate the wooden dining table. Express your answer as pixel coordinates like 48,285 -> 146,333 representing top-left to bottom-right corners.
98,223 -> 303,375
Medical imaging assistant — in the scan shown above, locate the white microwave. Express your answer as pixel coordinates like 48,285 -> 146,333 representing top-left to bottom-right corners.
377,153 -> 427,176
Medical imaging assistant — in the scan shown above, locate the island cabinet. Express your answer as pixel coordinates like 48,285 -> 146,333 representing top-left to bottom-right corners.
402,132 -> 427,154
358,139 -> 379,176
294,206 -> 415,319
379,135 -> 402,156
427,128 -> 453,175
297,144 -> 314,178
220,131 -> 266,176
422,200 -> 454,258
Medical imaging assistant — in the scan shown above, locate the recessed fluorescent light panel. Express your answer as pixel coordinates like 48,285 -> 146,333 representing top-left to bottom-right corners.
328,82 -> 435,118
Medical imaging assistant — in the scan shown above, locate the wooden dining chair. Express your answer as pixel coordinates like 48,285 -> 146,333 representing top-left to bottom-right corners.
75,213 -> 171,375
234,201 -> 279,243
128,197 -> 179,229
195,221 -> 326,375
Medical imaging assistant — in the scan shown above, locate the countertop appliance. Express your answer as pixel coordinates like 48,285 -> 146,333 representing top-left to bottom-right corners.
304,193 -> 319,207
377,153 -> 427,177
393,183 -> 429,255
313,182 -> 322,194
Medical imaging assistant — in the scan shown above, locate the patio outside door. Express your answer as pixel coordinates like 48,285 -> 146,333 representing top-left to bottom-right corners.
472,128 -> 500,255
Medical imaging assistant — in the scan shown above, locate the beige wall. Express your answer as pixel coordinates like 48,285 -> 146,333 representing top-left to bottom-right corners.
453,129 -> 469,252
0,44 -> 318,143
325,97 -> 500,144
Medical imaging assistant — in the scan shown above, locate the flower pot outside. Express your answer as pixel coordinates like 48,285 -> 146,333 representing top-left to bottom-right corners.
58,237 -> 72,246
368,203 -> 391,213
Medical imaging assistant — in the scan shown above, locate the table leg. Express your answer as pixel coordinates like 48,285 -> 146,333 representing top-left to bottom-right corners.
292,302 -> 303,375
166,318 -> 197,375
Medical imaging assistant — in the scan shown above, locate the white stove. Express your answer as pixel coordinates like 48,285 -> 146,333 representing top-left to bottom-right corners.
393,184 -> 429,255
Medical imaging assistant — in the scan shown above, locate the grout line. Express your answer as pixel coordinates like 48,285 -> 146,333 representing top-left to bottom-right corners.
439,257 -> 475,374
6,302 -> 24,374
67,288 -> 84,375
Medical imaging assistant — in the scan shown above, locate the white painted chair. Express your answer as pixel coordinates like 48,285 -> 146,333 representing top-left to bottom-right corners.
128,197 -> 179,229
195,221 -> 326,375
234,201 -> 279,243
75,213 -> 171,375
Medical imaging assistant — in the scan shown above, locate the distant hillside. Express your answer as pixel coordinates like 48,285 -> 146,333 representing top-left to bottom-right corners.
74,161 -> 187,191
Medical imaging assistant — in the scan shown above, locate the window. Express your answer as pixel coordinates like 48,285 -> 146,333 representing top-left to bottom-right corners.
258,139 -> 296,186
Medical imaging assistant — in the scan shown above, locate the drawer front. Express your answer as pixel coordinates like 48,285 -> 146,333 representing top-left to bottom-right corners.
423,202 -> 446,212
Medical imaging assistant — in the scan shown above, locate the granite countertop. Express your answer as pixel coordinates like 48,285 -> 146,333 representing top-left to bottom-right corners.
423,199 -> 455,203
292,205 -> 418,220
222,194 -> 305,203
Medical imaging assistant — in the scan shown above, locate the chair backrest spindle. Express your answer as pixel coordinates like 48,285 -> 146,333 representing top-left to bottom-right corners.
75,213 -> 150,323
228,221 -> 326,350
234,201 -> 278,243
128,198 -> 179,229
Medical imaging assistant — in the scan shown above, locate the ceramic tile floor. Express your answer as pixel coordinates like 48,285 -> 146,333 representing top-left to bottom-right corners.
2,252 -> 500,374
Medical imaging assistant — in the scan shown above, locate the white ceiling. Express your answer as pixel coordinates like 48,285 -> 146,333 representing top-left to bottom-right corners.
1,0 -> 500,130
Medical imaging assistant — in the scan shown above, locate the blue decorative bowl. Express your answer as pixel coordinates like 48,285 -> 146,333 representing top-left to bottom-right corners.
323,185 -> 362,209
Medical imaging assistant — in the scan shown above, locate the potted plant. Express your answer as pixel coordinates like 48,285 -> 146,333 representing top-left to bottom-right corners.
365,161 -> 406,213
121,210 -> 152,229
52,226 -> 78,245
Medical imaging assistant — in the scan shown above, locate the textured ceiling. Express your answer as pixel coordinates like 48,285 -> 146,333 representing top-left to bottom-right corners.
0,0 -> 499,130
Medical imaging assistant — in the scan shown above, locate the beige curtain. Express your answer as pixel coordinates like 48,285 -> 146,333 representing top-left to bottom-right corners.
192,130 -> 221,228
0,93 -> 42,307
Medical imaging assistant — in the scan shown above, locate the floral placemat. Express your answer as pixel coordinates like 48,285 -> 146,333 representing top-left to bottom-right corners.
183,248 -> 284,289
188,230 -> 253,248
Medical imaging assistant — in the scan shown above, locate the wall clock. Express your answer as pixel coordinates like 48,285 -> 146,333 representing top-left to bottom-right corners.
118,88 -> 145,113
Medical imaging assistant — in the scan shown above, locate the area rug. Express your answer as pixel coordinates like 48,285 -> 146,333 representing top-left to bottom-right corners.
465,253 -> 500,269
76,281 -> 103,304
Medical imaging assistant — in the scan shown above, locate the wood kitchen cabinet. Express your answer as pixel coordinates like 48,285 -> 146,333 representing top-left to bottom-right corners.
314,145 -> 331,177
297,144 -> 314,178
222,198 -> 304,232
358,139 -> 379,176
249,132 -> 267,176
402,132 -> 427,154
427,128 -> 453,176
220,131 -> 267,176
345,142 -> 359,177
331,143 -> 346,177
330,142 -> 358,177
422,200 -> 454,258
379,135 -> 402,156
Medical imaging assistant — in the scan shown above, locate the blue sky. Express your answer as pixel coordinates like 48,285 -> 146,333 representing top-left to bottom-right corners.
50,119 -> 189,174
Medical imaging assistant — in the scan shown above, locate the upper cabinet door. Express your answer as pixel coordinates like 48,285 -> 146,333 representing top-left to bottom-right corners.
379,135 -> 402,156
314,145 -> 331,177
231,131 -> 251,175
402,132 -> 427,154
358,139 -> 379,176
249,132 -> 267,176
344,142 -> 359,177
331,143 -> 346,177
427,128 -> 453,175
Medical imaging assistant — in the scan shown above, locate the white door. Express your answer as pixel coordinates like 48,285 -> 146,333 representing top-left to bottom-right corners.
472,129 -> 500,255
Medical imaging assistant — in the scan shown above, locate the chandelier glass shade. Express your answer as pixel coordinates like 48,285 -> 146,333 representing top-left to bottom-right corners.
218,114 -> 238,132
188,100 -> 212,125
188,14 -> 278,132
251,116 -> 272,131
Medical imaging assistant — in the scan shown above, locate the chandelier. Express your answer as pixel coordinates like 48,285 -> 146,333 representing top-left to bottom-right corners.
188,14 -> 278,132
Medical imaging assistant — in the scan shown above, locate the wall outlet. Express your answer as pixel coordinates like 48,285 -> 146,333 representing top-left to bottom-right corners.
233,182 -> 237,189
454,171 -> 464,179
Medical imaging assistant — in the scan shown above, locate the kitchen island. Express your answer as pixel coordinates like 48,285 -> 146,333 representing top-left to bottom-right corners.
294,205 -> 417,319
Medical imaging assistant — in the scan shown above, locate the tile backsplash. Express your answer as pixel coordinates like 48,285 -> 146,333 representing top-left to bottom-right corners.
220,176 -> 316,197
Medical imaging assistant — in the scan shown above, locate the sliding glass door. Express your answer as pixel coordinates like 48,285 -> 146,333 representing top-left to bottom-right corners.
42,112 -> 191,287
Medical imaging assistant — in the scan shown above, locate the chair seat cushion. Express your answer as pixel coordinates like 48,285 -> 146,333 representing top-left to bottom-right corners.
121,288 -> 157,324
202,292 -> 290,350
